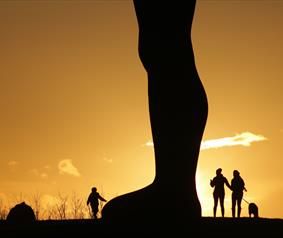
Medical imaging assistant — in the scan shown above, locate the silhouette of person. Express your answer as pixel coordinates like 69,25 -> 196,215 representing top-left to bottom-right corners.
231,170 -> 247,218
210,168 -> 231,217
87,187 -> 107,219
102,1 -> 208,226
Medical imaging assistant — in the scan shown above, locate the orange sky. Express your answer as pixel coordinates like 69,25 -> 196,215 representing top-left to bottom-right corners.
0,1 -> 282,219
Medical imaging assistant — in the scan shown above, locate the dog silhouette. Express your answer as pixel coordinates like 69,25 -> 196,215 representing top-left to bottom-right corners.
248,202 -> 259,218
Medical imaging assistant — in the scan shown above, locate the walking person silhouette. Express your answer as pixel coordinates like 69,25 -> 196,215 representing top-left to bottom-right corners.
210,168 -> 231,217
87,187 -> 107,219
102,1 -> 208,226
231,170 -> 247,218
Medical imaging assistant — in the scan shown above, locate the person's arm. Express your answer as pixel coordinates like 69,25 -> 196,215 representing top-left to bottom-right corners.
243,179 -> 247,192
210,178 -> 215,187
225,178 -> 232,190
87,194 -> 91,205
98,194 -> 107,202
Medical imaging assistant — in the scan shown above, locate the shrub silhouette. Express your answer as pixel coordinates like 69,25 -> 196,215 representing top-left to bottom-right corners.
6,201 -> 36,223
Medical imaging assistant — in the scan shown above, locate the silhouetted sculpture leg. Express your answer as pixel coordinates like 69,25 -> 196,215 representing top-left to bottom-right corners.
102,1 -> 208,227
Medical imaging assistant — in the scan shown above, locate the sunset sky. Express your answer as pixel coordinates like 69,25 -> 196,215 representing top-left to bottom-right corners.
0,1 -> 282,219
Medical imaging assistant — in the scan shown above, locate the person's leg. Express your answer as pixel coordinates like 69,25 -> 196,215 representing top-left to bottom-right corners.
220,195 -> 225,217
92,207 -> 98,219
91,207 -> 95,219
232,194 -> 236,218
237,196 -> 242,217
213,194 -> 218,217
102,0 -> 208,225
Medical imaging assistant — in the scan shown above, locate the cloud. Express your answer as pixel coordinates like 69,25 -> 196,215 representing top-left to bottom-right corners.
8,160 -> 20,172
41,173 -> 48,179
44,165 -> 51,170
29,169 -> 48,179
8,160 -> 19,167
145,132 -> 267,150
58,159 -> 81,177
103,157 -> 113,163
200,132 -> 267,150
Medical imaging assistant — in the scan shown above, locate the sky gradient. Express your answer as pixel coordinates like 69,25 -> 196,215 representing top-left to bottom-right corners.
0,1 -> 282,218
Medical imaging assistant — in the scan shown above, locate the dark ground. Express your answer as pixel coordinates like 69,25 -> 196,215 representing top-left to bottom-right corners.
0,217 -> 282,238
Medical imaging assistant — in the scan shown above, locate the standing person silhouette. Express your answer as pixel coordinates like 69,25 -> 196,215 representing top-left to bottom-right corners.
210,168 -> 231,217
87,187 -> 107,219
102,1 -> 208,226
231,170 -> 247,218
